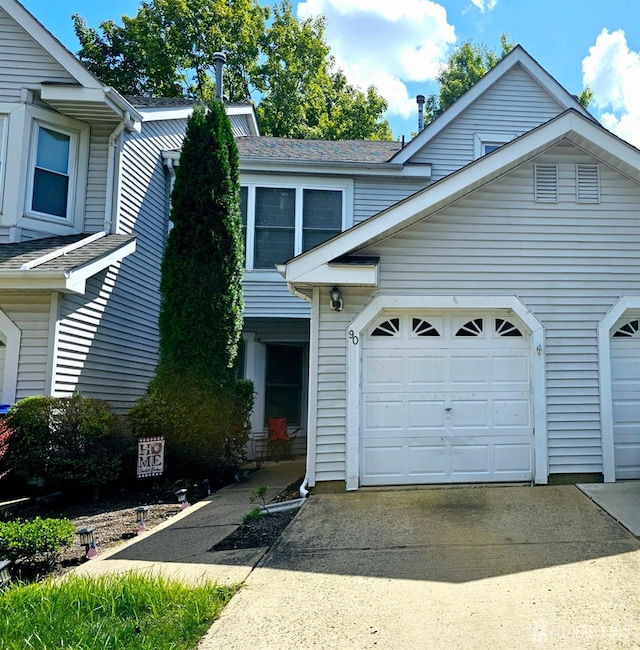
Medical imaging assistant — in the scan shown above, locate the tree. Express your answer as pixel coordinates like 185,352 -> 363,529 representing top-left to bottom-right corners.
73,0 -> 391,140
425,35 -> 515,124
130,101 -> 252,477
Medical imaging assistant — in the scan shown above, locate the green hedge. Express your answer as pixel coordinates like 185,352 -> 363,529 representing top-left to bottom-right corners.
0,517 -> 74,565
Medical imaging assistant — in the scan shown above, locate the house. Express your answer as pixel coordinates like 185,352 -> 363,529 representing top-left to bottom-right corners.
3,0 -> 639,490
0,0 -> 257,415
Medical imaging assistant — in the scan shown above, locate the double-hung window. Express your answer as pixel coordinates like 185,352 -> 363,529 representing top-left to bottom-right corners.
28,122 -> 76,221
241,179 -> 350,270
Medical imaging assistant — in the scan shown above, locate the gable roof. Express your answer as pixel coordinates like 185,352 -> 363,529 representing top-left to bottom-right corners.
391,45 -> 595,165
282,110 -> 640,286
1,0 -> 141,129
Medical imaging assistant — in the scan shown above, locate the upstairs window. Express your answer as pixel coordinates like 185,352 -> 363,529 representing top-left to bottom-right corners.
28,123 -> 76,220
241,179 -> 348,270
473,132 -> 515,159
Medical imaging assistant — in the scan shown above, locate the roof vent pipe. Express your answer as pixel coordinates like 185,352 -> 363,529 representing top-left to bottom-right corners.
416,94 -> 425,131
213,52 -> 227,102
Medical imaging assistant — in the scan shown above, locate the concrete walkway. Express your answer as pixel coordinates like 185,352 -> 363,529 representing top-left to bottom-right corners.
200,484 -> 640,650
72,460 -> 305,586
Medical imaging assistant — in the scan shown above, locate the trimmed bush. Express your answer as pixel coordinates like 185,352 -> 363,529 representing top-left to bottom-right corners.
0,517 -> 74,565
5,394 -> 134,497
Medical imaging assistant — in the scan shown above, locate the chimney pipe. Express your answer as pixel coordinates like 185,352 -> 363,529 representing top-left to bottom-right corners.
416,94 -> 425,131
213,52 -> 226,103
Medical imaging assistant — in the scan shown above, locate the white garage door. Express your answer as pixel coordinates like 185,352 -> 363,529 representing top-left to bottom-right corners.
611,319 -> 640,479
361,313 -> 533,485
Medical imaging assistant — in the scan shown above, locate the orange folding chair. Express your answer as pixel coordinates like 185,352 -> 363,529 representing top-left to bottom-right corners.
267,417 -> 300,461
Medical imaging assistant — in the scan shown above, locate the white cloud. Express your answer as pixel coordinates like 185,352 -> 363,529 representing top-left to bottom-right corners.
469,0 -> 497,12
582,28 -> 640,148
297,0 -> 456,119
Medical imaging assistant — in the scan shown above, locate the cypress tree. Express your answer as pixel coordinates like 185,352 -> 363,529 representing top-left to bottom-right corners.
133,102 -> 249,476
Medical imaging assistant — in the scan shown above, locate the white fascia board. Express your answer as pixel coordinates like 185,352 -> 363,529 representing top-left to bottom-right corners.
140,107 -> 195,122
39,85 -> 142,129
391,46 -> 593,165
0,0 -> 104,89
285,111 -> 621,281
64,239 -> 137,293
240,159 -> 432,178
287,263 -> 377,286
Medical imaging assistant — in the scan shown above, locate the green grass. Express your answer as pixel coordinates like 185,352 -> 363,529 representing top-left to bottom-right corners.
0,573 -> 236,649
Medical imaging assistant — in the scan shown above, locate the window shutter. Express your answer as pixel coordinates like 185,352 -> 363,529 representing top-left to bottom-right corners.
534,163 -> 558,203
576,164 -> 600,203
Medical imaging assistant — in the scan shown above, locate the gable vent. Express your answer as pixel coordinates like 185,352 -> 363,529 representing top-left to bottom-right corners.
576,164 -> 600,203
535,164 -> 558,203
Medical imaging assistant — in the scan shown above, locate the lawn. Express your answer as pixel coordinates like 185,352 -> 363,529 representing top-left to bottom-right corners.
0,573 -> 236,649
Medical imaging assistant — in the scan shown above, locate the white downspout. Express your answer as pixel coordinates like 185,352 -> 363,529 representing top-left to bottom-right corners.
104,114 -> 129,233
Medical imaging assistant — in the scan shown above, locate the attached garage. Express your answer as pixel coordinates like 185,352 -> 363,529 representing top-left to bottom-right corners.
360,312 -> 533,485
610,318 -> 640,479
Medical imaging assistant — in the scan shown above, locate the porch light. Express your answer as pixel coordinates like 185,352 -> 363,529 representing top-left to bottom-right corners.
329,286 -> 343,312
175,488 -> 190,509
136,506 -> 149,533
0,560 -> 11,588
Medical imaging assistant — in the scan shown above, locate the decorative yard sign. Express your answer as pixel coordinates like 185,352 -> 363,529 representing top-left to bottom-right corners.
137,436 -> 165,478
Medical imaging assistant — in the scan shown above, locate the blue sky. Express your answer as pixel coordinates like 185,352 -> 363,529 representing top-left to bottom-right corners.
19,0 -> 640,145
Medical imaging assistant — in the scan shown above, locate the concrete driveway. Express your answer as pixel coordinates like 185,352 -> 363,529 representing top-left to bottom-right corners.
199,485 -> 640,649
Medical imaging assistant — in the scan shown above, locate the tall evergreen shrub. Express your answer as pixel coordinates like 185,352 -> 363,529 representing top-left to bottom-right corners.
134,102 -> 251,477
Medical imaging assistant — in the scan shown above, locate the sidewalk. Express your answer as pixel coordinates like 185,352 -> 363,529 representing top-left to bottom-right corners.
71,459 -> 305,587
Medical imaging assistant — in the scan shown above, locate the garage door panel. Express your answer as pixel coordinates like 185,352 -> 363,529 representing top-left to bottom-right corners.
408,399 -> 447,429
408,355 -> 446,385
493,399 -> 531,428
494,443 -> 532,473
451,444 -> 489,475
614,438 -> 640,479
363,355 -> 404,386
362,444 -> 403,478
449,400 -> 488,427
363,399 -> 405,430
450,356 -> 488,385
493,355 -> 530,385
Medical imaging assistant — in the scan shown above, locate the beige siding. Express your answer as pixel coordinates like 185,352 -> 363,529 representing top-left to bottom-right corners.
313,142 -> 640,480
412,64 -> 564,181
0,292 -> 51,398
0,8 -> 75,102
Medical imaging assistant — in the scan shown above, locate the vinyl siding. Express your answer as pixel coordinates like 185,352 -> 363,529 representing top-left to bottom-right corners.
411,64 -> 564,181
84,124 -> 111,232
0,292 -> 51,398
243,274 -> 310,318
0,8 -> 76,102
313,142 -> 640,481
354,177 -> 431,224
55,119 -> 186,412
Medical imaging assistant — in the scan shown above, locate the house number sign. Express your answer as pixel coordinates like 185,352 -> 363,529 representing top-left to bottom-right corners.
349,330 -> 359,345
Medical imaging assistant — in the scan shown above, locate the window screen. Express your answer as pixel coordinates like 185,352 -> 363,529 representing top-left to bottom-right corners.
302,189 -> 342,252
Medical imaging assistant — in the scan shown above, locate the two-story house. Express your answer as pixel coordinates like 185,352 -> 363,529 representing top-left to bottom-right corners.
3,0 -> 640,491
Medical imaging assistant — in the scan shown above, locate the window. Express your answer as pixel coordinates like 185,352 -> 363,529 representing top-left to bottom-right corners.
240,179 -> 349,270
28,122 -> 76,220
473,132 -> 516,159
264,344 -> 303,426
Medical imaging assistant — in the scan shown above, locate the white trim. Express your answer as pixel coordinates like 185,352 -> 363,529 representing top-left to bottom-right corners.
240,159 -> 432,178
45,292 -> 60,396
0,307 -> 21,404
140,107 -> 195,122
391,45 -> 594,165
345,295 -> 547,490
0,114 -> 7,212
597,296 -> 640,483
473,132 -> 516,159
305,286 -> 320,487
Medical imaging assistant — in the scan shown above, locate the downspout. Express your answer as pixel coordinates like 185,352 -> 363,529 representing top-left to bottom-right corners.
104,114 -> 129,233
165,157 -> 176,234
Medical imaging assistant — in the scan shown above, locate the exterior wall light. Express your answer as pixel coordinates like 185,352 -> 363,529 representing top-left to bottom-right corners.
329,286 -> 343,312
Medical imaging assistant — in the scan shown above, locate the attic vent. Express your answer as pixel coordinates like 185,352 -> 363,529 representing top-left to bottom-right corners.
576,164 -> 600,203
535,164 -> 558,203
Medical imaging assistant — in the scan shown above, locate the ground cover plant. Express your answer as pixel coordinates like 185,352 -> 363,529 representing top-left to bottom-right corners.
0,573 -> 235,649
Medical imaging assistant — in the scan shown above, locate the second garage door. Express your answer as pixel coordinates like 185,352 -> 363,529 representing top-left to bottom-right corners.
361,312 -> 533,485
